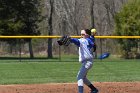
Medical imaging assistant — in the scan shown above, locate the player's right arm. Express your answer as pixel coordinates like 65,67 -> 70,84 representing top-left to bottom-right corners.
90,35 -> 95,42
70,38 -> 80,47
87,38 -> 96,52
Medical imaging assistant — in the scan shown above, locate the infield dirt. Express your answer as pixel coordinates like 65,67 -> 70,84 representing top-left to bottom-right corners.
0,82 -> 140,93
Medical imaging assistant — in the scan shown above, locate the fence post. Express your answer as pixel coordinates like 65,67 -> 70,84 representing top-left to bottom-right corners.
19,39 -> 22,62
100,38 -> 103,61
59,45 -> 61,61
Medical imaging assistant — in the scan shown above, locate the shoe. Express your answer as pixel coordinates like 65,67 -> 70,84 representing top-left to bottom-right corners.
90,89 -> 99,93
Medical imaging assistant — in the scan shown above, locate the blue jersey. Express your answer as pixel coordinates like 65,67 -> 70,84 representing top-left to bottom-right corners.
70,37 -> 95,62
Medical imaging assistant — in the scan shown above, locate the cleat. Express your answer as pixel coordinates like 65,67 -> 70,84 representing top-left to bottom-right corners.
90,89 -> 99,93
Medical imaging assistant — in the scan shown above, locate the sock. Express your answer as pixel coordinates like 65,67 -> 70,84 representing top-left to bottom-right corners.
77,79 -> 84,93
78,86 -> 83,93
88,84 -> 97,90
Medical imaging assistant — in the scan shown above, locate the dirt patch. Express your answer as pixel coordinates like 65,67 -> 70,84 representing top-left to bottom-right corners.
0,82 -> 140,93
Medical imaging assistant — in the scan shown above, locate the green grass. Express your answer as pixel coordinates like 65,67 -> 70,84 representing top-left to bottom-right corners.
0,59 -> 140,84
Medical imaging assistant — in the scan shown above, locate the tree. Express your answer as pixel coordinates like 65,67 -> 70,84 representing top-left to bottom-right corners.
0,0 -> 24,54
17,0 -> 42,58
114,0 -> 140,58
47,0 -> 54,58
0,0 -> 43,58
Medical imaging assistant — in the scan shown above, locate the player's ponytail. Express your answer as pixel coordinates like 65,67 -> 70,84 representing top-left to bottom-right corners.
85,29 -> 91,35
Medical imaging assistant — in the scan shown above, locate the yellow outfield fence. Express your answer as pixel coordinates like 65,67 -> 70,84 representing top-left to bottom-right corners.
0,35 -> 139,60
0,36 -> 140,38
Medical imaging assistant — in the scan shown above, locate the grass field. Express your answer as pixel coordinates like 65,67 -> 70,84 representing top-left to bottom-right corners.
0,58 -> 140,85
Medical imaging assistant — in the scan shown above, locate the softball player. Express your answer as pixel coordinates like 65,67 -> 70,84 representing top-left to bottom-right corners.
70,29 -> 98,93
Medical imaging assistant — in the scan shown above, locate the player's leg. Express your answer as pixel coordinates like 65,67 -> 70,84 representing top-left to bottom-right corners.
77,65 -> 86,93
77,60 -> 93,93
83,60 -> 98,93
83,77 -> 98,93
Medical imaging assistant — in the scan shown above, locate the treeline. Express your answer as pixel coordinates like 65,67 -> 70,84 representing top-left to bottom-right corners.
0,0 -> 140,59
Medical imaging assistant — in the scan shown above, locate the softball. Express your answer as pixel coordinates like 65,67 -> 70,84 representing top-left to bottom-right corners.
91,29 -> 96,33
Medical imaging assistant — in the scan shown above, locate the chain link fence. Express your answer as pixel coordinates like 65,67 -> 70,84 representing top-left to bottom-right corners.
0,37 -> 139,62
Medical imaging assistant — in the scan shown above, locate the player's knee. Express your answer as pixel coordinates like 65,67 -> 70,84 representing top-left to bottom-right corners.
77,79 -> 83,86
85,61 -> 93,69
